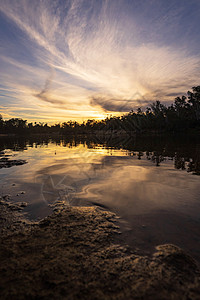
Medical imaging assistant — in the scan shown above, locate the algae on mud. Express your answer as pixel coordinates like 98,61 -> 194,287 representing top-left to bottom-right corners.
0,201 -> 200,300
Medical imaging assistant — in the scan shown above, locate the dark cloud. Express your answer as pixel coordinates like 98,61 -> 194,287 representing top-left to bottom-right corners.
151,80 -> 197,100
90,96 -> 150,112
166,92 -> 186,97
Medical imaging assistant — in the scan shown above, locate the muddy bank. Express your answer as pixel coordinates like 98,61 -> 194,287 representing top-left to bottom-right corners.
0,202 -> 200,300
0,150 -> 27,168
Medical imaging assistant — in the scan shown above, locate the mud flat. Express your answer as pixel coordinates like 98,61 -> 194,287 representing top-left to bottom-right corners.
0,150 -> 27,169
0,199 -> 200,300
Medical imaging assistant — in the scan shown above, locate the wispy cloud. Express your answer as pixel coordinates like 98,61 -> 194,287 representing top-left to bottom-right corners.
34,69 -> 65,105
0,0 -> 200,121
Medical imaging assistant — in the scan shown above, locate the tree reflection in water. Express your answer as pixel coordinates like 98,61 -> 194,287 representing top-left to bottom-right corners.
0,134 -> 199,175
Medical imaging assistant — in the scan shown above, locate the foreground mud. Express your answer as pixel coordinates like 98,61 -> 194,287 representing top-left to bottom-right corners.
0,202 -> 200,300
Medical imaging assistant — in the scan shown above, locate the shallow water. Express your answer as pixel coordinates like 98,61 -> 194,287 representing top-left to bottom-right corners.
0,135 -> 200,261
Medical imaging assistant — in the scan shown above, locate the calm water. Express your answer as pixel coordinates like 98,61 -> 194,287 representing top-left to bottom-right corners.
0,135 -> 200,261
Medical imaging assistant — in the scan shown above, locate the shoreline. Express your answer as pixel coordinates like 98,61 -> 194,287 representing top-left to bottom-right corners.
1,200 -> 200,299
1,129 -> 200,139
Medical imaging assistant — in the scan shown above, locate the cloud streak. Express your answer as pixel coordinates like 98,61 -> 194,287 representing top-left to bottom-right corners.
0,0 -> 200,121
34,69 -> 65,105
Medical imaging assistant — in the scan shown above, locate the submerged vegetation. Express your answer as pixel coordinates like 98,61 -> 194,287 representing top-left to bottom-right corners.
0,86 -> 200,135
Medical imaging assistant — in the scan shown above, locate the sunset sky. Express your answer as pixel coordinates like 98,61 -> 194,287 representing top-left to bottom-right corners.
0,0 -> 200,123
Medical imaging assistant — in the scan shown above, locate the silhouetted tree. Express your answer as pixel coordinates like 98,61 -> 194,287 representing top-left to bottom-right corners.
1,86 -> 200,135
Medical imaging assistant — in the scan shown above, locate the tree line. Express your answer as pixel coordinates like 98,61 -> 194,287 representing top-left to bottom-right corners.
0,86 -> 200,135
